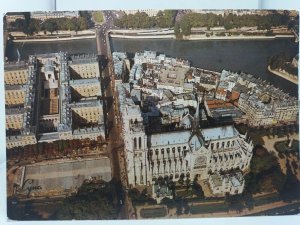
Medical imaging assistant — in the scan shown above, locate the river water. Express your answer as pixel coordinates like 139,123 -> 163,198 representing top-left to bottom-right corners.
6,37 -> 298,96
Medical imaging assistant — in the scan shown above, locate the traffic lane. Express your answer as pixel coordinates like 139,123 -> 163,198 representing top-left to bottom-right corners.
98,32 -> 129,217
247,202 -> 300,216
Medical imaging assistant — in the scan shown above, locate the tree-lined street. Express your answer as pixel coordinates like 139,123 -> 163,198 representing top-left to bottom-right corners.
97,10 -> 134,219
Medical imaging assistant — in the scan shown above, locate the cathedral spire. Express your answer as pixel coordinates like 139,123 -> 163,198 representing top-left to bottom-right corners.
193,94 -> 200,132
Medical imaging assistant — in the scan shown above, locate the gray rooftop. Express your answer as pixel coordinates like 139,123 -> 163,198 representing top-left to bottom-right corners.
6,107 -> 25,115
201,125 -> 238,141
5,84 -> 27,91
69,53 -> 98,65
4,62 -> 28,71
150,130 -> 191,147
70,78 -> 100,86
69,99 -> 103,108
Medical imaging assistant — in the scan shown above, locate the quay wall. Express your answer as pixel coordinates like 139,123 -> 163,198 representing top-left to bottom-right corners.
12,34 -> 96,43
267,66 -> 298,85
110,32 -> 294,41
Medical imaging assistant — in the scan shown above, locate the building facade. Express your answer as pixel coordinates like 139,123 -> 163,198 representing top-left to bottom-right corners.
123,10 -> 160,17
5,53 -> 105,149
236,72 -> 298,127
30,11 -> 79,20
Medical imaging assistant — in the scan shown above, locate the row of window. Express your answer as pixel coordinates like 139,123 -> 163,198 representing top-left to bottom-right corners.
71,65 -> 97,70
5,79 -> 27,85
5,71 -> 27,75
6,123 -> 22,129
5,73 -> 27,81
7,139 -> 36,148
74,88 -> 100,97
6,93 -> 25,98
148,146 -> 188,157
151,173 -> 188,180
81,72 -> 97,76
74,110 -> 101,116
149,158 -> 188,166
211,153 -> 242,163
210,140 -> 235,150
6,99 -> 25,105
76,117 -> 100,123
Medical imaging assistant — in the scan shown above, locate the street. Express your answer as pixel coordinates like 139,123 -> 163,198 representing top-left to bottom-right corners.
96,11 -> 134,219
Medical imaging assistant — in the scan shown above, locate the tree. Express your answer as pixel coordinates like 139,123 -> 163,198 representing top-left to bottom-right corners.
175,198 -> 183,215
279,162 -> 300,202
174,22 -> 182,39
161,197 -> 176,209
7,199 -> 43,220
128,188 -> 139,201
77,17 -> 88,30
163,10 -> 177,27
245,145 -> 289,194
225,194 -> 245,213
243,192 -> 254,210
28,19 -> 41,35
180,19 -> 191,36
43,19 -> 57,34
250,147 -> 278,174
53,180 -> 118,220
13,19 -> 26,31
185,177 -> 191,190
192,180 -> 204,198
156,10 -> 167,28
113,10 -> 177,29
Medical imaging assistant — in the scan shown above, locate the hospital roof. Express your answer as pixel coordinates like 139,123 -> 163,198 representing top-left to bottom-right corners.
69,78 -> 100,86
4,62 -> 28,71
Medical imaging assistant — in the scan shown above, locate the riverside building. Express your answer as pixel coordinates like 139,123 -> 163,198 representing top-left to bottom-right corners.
30,11 -> 79,20
123,9 -> 160,17
5,53 -> 105,150
218,70 -> 299,127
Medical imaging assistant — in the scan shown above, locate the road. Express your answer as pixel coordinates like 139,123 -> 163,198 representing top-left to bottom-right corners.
165,200 -> 300,219
96,10 -> 115,56
246,201 -> 300,216
96,10 -> 134,219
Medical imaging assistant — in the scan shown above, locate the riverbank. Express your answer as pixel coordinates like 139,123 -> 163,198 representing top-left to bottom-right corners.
12,34 -> 96,43
12,30 -> 295,43
267,66 -> 298,85
110,33 -> 294,41
110,33 -> 174,39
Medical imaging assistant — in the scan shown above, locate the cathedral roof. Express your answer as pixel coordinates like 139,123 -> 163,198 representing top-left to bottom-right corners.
150,130 -> 191,147
201,125 -> 238,141
188,132 -> 203,151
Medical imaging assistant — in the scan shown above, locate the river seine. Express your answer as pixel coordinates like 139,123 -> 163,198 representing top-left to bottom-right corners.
6,37 -> 298,96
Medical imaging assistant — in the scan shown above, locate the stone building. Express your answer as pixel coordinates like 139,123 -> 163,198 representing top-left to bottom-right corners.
117,82 -> 253,198
123,10 -> 160,17
30,11 -> 79,20
4,53 -> 105,149
4,63 -> 28,85
236,72 -> 298,127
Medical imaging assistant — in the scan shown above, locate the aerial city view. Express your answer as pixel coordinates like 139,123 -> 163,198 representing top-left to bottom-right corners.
3,10 -> 299,220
